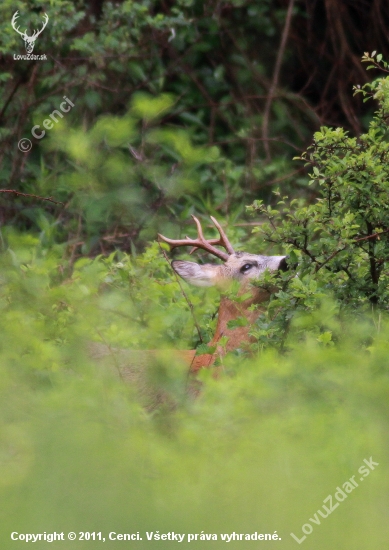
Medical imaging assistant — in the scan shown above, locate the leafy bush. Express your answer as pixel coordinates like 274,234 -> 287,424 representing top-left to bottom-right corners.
0,0 -> 311,252
246,60 -> 389,350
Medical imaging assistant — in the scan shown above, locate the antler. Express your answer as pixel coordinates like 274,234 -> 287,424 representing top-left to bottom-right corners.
11,11 -> 48,38
31,13 -> 49,39
158,215 -> 235,261
11,11 -> 27,37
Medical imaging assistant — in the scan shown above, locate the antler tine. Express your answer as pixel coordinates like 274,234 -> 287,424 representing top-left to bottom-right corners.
189,217 -> 235,255
11,11 -> 25,36
35,13 -> 49,36
191,214 -> 212,247
158,215 -> 230,261
30,13 -> 49,38
210,216 -> 235,255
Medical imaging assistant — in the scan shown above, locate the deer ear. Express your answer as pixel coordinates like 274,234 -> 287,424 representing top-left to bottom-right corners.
172,260 -> 220,287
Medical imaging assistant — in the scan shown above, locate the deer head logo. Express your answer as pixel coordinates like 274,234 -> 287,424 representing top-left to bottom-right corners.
11,11 -> 49,54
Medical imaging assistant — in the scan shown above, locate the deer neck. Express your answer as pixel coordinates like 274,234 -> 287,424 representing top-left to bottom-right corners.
209,288 -> 270,353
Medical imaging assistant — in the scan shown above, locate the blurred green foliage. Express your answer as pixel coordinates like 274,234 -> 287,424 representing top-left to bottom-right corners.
0,2 -> 389,547
245,66 -> 389,351
0,235 -> 389,549
0,0 -> 311,254
3,0 -> 388,253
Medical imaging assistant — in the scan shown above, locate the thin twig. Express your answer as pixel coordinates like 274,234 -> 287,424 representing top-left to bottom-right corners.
314,247 -> 345,273
213,136 -> 301,151
0,76 -> 25,122
262,0 -> 295,160
314,228 -> 389,273
94,328 -> 125,382
354,228 -> 389,242
158,242 -> 203,344
263,167 -> 305,186
0,189 -> 64,206
68,214 -> 83,268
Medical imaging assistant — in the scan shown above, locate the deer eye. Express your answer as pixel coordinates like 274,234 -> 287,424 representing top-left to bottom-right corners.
240,263 -> 253,273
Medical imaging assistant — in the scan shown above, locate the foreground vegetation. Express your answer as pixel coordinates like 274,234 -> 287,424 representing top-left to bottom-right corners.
0,235 -> 388,548
1,2 -> 389,548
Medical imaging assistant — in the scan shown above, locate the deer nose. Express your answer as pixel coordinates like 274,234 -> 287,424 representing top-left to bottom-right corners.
278,256 -> 289,272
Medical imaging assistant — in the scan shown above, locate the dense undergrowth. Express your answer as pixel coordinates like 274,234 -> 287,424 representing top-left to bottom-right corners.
1,1 -> 389,545
1,224 -> 389,549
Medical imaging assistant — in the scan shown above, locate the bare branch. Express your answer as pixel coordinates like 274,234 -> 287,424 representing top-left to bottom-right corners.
158,241 -> 203,344
0,189 -> 64,206
262,0 -> 295,160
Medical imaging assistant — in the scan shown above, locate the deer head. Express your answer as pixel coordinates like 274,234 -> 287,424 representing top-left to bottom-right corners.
159,216 -> 288,359
11,11 -> 49,54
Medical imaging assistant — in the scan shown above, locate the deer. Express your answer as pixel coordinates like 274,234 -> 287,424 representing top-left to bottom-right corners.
11,11 -> 49,54
89,216 -> 288,406
158,215 -> 288,372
